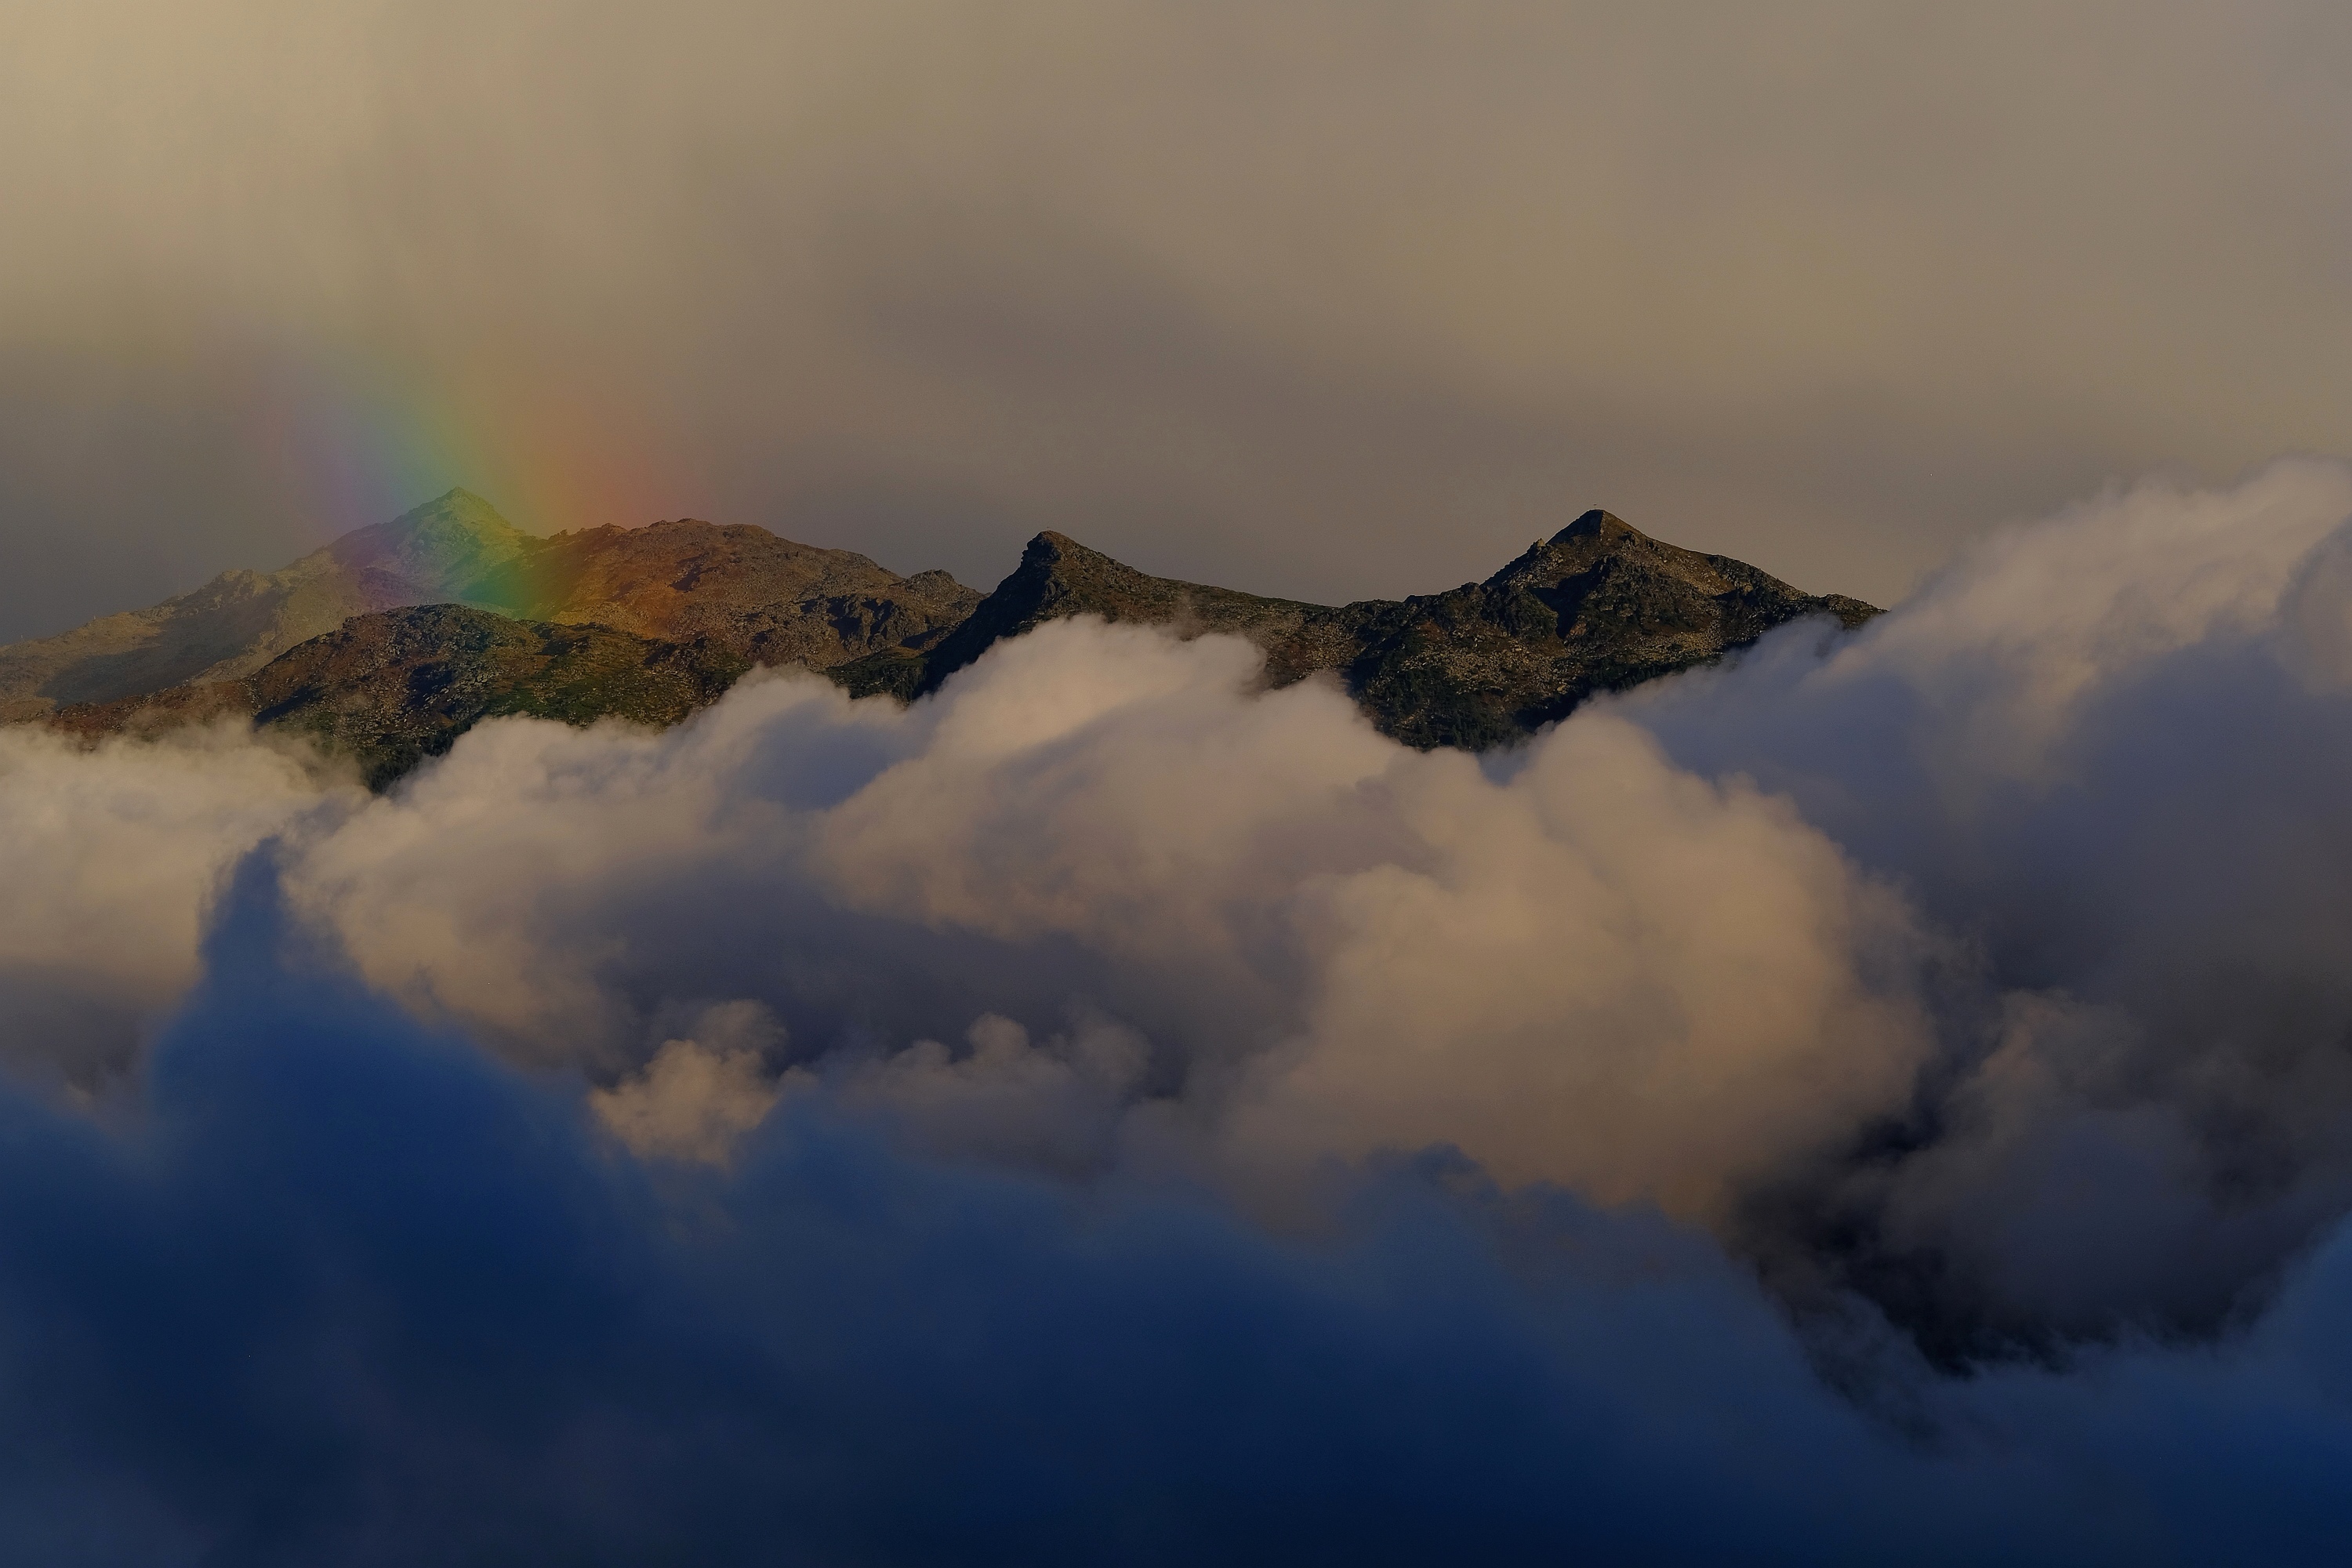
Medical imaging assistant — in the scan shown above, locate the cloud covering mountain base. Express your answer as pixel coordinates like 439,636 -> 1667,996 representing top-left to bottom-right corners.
5,462 -> 2352,1559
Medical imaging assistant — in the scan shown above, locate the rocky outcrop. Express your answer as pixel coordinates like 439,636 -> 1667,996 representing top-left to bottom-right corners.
826,530 -> 1331,701
1303,508 -> 1879,750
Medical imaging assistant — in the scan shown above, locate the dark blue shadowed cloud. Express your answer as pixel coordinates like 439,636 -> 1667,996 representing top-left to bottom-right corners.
0,848 -> 2346,1564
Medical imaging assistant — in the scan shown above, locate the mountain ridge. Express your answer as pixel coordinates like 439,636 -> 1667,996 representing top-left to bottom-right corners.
22,492 -> 1881,782
846,507 -> 1878,749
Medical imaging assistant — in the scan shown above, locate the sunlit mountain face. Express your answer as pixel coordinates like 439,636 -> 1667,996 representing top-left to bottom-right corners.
2,462 -> 2352,1562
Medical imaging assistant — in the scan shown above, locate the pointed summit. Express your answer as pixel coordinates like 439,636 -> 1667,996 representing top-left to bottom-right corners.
325,488 -> 536,599
358,486 -> 514,539
1548,507 -> 1642,544
909,531 -> 1327,695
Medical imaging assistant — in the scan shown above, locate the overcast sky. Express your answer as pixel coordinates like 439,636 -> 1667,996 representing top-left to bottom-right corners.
2,0 -> 2347,639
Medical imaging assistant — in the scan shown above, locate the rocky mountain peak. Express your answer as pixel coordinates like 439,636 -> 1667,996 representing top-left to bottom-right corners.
1549,507 -> 1639,543
906,531 -> 1321,696
322,488 -> 536,596
1026,529 -> 1091,557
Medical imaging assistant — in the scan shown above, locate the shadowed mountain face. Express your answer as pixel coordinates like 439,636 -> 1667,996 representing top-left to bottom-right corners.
828,529 -> 1337,702
32,493 -> 1878,785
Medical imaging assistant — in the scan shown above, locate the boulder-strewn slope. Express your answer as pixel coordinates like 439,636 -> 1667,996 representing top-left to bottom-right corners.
0,490 -> 978,721
33,492 -> 1880,786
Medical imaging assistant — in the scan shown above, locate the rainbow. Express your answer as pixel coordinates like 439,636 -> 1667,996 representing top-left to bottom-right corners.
249,348 -> 684,551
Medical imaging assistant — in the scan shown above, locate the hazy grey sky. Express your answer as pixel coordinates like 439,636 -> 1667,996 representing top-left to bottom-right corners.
2,1 -> 2347,638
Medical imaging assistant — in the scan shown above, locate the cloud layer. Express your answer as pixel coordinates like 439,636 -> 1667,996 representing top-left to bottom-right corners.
1635,458 -> 2352,1356
5,464 -> 2352,1556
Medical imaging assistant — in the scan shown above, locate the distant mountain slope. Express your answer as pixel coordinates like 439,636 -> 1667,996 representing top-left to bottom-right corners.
0,491 -> 979,721
34,494 -> 1880,785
